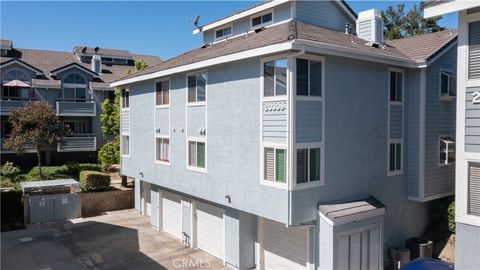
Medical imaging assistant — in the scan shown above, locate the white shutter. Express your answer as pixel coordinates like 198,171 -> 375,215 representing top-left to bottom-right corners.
264,148 -> 274,181
189,141 -> 197,166
468,162 -> 480,216
469,21 -> 480,79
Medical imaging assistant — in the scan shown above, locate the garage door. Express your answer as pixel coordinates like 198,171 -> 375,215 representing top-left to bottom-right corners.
196,202 -> 224,260
162,192 -> 182,239
264,219 -> 308,270
337,226 -> 381,270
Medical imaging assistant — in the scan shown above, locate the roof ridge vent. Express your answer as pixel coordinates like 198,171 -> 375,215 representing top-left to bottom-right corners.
201,43 -> 212,49
254,26 -> 265,33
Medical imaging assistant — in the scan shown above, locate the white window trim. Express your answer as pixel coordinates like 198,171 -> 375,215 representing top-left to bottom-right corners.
387,139 -> 403,176
154,135 -> 171,166
250,9 -> 274,29
260,54 -> 289,101
186,137 -> 207,173
438,134 -> 455,167
388,67 -> 405,105
154,78 -> 171,108
260,143 -> 288,189
295,55 -> 325,101
186,71 -> 208,106
439,68 -> 456,100
214,24 -> 233,41
293,142 -> 324,190
121,134 -> 130,158
121,88 -> 130,111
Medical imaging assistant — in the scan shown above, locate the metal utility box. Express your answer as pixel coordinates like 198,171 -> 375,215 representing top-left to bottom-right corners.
21,179 -> 81,224
406,237 -> 433,259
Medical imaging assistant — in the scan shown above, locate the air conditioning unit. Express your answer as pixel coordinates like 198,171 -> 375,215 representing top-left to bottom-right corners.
390,248 -> 411,270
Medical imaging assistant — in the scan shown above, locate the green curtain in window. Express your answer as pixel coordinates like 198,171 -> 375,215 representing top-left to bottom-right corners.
197,142 -> 205,168
395,143 -> 402,171
309,148 -> 321,181
276,149 -> 286,183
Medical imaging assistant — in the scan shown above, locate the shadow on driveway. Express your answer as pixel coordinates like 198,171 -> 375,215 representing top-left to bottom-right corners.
1,209 -> 225,270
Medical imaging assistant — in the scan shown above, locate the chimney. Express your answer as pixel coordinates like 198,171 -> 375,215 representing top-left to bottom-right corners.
356,9 -> 384,44
91,54 -> 102,73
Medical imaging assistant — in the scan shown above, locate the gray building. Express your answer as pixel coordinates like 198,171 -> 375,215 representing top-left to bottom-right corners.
0,42 -> 161,165
112,1 -> 457,269
425,1 -> 480,270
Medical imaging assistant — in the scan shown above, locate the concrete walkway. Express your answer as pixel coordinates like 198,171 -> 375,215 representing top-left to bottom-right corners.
1,209 -> 227,270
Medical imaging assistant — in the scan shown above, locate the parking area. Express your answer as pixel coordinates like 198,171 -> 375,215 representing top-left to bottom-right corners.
1,209 -> 226,270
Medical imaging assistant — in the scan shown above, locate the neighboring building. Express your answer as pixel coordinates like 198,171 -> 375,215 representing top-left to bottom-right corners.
112,1 -> 457,269
0,41 -> 161,165
425,1 -> 480,270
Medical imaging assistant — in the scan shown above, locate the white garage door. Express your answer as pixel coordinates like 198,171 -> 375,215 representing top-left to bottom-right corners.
264,219 -> 308,270
142,182 -> 151,216
337,226 -> 381,270
196,202 -> 224,260
162,192 -> 182,239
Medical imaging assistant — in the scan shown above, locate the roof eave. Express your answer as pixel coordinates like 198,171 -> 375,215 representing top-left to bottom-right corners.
424,1 -> 480,18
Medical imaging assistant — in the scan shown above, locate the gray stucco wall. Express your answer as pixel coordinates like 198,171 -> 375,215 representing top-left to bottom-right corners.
424,47 -> 456,198
296,1 -> 355,32
456,222 -> 480,270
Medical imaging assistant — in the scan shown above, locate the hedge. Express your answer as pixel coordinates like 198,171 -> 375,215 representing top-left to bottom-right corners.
80,171 -> 111,192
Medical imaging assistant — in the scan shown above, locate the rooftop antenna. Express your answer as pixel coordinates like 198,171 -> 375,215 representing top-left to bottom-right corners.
193,15 -> 200,27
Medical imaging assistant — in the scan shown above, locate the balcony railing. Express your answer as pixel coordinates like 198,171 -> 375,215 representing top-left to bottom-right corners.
1,138 -> 36,153
56,99 -> 96,116
0,99 -> 37,115
57,134 -> 96,152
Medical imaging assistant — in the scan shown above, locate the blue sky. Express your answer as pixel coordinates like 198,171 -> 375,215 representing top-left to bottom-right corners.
1,1 -> 457,60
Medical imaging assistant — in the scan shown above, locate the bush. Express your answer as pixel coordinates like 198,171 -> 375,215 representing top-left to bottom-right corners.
0,162 -> 21,180
80,171 -> 111,192
448,201 -> 455,233
98,139 -> 119,171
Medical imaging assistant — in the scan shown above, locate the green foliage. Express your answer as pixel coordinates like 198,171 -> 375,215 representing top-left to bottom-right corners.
4,102 -> 65,179
100,88 -> 120,138
124,59 -> 149,76
381,1 -> 445,40
0,162 -> 21,180
447,201 -> 455,233
98,139 -> 120,170
80,170 -> 111,192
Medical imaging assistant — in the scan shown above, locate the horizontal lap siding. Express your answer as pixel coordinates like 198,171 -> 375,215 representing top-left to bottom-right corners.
407,70 -> 421,198
296,0 -> 355,32
296,100 -> 322,143
389,104 -> 403,139
263,101 -> 287,144
424,48 -> 456,198
466,87 -> 480,153
121,110 -> 130,134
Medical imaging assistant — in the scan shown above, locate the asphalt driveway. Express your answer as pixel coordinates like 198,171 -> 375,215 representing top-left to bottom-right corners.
1,209 -> 226,270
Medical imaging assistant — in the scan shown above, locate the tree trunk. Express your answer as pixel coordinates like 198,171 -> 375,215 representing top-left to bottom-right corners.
36,145 -> 43,179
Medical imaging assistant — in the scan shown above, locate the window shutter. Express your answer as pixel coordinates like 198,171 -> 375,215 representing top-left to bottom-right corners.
189,141 -> 197,166
156,138 -> 161,160
197,142 -> 205,168
276,149 -> 286,183
469,21 -> 480,79
264,148 -> 274,181
468,162 -> 480,216
297,149 -> 307,184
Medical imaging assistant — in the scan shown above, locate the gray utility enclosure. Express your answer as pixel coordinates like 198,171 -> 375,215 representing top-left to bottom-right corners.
21,179 -> 81,224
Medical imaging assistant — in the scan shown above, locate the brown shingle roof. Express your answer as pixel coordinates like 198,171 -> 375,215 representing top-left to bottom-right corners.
386,30 -> 457,62
0,47 -> 161,87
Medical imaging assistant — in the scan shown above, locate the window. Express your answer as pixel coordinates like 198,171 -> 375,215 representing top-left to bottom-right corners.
1,69 -> 34,100
155,80 -> 169,106
121,88 -> 129,108
215,26 -> 232,39
263,59 -> 287,97
252,12 -> 272,28
296,59 -> 322,97
156,137 -> 170,163
389,71 -> 403,102
187,73 -> 206,103
468,21 -> 480,79
63,73 -> 87,101
264,147 -> 286,183
388,141 -> 402,174
439,136 -> 455,166
188,140 -> 206,169
297,147 -> 321,184
1,122 -> 12,138
440,71 -> 456,98
122,135 -> 130,156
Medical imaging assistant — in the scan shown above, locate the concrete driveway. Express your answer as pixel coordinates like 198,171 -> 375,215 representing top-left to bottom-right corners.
1,209 -> 226,270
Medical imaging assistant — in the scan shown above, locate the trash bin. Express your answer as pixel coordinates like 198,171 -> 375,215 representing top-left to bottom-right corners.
390,248 -> 411,270
406,237 -> 433,259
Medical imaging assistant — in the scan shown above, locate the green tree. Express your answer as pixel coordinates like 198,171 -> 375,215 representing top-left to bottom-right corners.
4,102 -> 65,179
381,1 -> 445,40
99,88 -> 120,170
124,59 -> 149,76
